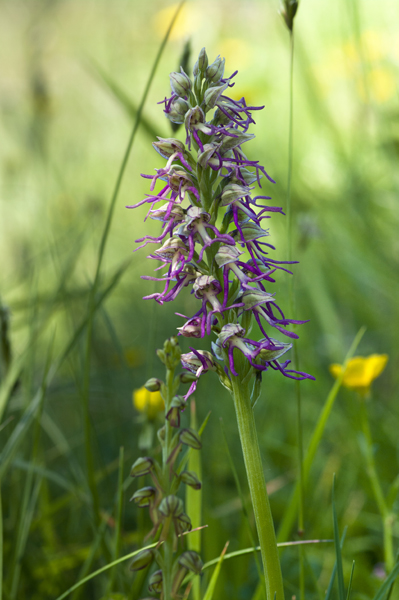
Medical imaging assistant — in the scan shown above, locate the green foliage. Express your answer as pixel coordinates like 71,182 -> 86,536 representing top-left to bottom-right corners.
0,0 -> 398,598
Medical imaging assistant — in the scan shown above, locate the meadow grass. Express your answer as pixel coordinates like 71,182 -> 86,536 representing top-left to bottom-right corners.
0,0 -> 398,598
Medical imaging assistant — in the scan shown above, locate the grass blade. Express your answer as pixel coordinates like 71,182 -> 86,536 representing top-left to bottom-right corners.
80,0 -> 186,531
202,542 -> 229,600
346,561 -> 355,599
54,541 -> 158,600
325,528 -> 347,600
9,477 -> 42,599
87,59 -> 161,141
0,487 -> 2,600
202,539 -> 332,572
107,446 -> 124,594
372,561 -> 399,600
70,519 -> 108,600
332,475 -> 346,600
0,332 -> 54,481
277,326 -> 366,543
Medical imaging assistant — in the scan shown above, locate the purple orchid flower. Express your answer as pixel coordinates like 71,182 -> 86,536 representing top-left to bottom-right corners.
128,47 -> 314,393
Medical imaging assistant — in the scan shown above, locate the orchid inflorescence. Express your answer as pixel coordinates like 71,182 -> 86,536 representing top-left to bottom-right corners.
128,47 -> 314,399
130,338 -> 203,599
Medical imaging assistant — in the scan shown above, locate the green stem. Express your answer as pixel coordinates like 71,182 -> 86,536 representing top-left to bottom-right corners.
286,31 -> 294,266
162,366 -> 176,600
286,29 -> 305,597
359,399 -> 394,571
230,370 -> 284,600
0,486 -> 2,600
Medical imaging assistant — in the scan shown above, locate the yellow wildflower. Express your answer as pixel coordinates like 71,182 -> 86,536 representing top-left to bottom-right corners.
329,354 -> 388,396
133,387 -> 164,419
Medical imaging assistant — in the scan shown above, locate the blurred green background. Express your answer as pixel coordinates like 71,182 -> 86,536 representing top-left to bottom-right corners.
1,0 -> 398,598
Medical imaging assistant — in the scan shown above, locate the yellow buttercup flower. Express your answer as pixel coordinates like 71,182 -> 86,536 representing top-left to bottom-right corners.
133,387 -> 164,419
330,354 -> 388,396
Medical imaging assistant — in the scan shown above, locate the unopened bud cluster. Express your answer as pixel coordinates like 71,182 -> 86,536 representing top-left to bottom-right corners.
130,338 -> 203,599
128,48 -> 314,403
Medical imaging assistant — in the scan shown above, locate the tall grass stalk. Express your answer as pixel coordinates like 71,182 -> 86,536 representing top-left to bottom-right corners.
359,399 -> 394,572
79,0 -> 186,530
0,488 -> 2,600
285,25 -> 306,598
277,326 -> 366,543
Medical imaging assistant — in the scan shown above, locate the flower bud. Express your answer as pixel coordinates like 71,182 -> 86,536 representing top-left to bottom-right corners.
181,350 -> 216,376
193,275 -> 221,299
159,495 -> 184,519
130,457 -> 154,478
178,551 -> 203,574
258,339 -> 292,362
230,167 -> 258,185
166,97 -> 190,124
167,168 -> 195,194
204,83 -> 228,110
170,68 -> 192,97
215,244 -> 244,267
152,137 -> 186,159
166,395 -> 186,428
220,130 -> 255,153
158,336 -> 182,370
130,486 -> 156,507
176,512 -> 192,533
221,183 -> 252,206
149,203 -> 185,223
154,236 -> 189,261
179,428 -> 202,450
177,316 -> 203,338
218,323 -> 246,346
148,569 -> 163,594
180,372 -> 199,384
157,425 -> 166,443
239,289 -> 275,310
144,378 -> 162,392
184,105 -> 206,131
213,106 -> 232,126
281,0 -> 299,32
206,56 -> 225,84
197,143 -> 221,169
129,548 -> 154,571
180,470 -> 202,490
232,223 -> 268,242
193,47 -> 208,76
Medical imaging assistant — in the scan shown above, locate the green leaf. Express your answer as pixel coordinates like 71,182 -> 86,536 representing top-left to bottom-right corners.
346,561 -> 355,600
325,527 -> 347,600
202,542 -> 229,600
53,541 -> 158,600
372,561 -> 399,600
332,475 -> 346,600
